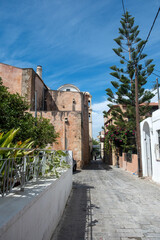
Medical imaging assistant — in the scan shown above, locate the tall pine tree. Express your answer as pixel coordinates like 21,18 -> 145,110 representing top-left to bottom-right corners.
104,11 -> 155,152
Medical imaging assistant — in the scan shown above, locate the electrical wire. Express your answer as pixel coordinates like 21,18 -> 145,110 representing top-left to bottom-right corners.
140,66 -> 160,78
151,72 -> 160,78
154,68 -> 160,73
118,3 -> 160,80
138,7 -> 160,60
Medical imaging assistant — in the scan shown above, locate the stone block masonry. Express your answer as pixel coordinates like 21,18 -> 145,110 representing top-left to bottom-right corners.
38,111 -> 83,168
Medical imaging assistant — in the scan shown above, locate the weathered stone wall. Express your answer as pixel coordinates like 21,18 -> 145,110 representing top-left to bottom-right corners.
44,91 -> 91,167
81,94 -> 90,166
49,90 -> 82,111
40,90 -> 91,168
45,90 -> 58,111
36,111 -> 83,167
22,68 -> 49,111
0,64 -> 48,112
0,63 -> 22,94
22,69 -> 33,105
88,95 -> 93,154
35,74 -> 46,110
119,153 -> 138,174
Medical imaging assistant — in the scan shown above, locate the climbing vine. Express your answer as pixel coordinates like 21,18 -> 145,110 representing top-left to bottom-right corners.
105,124 -> 136,153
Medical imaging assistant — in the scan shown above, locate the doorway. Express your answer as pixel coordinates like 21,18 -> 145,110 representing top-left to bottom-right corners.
143,122 -> 152,177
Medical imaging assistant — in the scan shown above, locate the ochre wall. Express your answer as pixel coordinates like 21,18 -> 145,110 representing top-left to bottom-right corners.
119,153 -> 138,174
35,74 -> 45,110
22,69 -> 33,105
35,91 -> 91,167
49,90 -> 82,111
0,64 -> 47,112
0,63 -> 22,95
40,91 -> 91,167
81,94 -> 90,165
36,111 -> 83,168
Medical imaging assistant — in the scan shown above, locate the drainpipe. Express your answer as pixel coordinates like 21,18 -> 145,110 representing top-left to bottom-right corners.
35,91 -> 37,125
64,117 -> 68,150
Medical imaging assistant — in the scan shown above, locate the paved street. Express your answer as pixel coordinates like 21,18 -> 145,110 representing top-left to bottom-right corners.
51,159 -> 160,240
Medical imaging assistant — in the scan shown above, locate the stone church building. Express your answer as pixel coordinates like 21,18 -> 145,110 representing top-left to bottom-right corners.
0,63 -> 92,168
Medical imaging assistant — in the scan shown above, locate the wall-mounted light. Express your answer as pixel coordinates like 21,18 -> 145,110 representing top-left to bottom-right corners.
65,117 -> 68,123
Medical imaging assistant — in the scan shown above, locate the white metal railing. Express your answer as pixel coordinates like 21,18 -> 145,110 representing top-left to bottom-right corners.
0,149 -> 72,197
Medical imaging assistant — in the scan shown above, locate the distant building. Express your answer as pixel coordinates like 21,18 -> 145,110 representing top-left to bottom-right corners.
102,103 -> 158,167
97,131 -> 104,160
0,62 -> 92,168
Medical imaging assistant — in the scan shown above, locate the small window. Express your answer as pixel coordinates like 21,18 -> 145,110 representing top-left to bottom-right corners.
66,89 -> 70,91
125,151 -> 132,163
158,130 -> 160,158
155,130 -> 160,160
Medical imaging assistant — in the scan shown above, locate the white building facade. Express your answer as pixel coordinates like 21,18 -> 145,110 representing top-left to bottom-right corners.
140,109 -> 160,183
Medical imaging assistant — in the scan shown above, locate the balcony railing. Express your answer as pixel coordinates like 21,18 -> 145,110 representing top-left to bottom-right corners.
0,148 -> 72,197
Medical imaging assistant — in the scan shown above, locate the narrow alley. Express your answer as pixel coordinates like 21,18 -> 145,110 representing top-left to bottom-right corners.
51,160 -> 160,240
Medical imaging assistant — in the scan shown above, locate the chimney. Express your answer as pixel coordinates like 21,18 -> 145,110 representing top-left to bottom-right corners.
36,65 -> 42,79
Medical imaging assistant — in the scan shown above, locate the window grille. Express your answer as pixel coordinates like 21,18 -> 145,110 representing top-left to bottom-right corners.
157,130 -> 160,159
125,151 -> 132,163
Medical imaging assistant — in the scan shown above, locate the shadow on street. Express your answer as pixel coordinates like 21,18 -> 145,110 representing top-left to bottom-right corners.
51,159 -> 160,240
51,181 -> 99,240
51,159 -> 111,240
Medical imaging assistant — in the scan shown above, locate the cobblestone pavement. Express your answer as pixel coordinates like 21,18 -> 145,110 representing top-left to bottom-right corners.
51,159 -> 160,240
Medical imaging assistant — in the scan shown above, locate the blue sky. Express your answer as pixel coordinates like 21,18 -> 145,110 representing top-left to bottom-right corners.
0,0 -> 160,138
